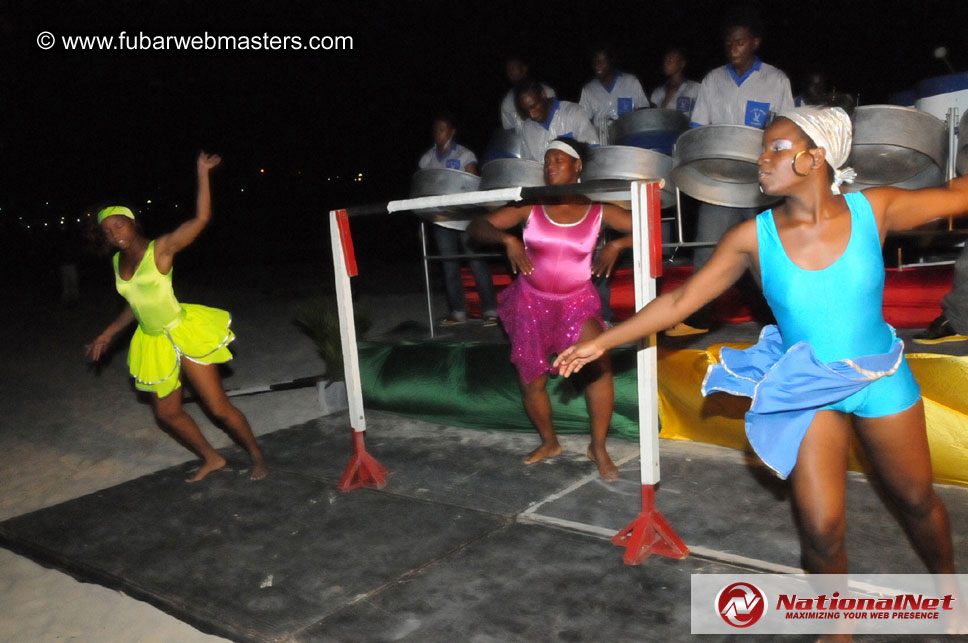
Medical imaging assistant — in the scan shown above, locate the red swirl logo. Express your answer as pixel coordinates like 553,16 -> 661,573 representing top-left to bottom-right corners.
716,582 -> 767,628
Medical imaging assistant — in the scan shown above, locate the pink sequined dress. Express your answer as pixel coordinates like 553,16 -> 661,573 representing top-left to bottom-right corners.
498,203 -> 605,382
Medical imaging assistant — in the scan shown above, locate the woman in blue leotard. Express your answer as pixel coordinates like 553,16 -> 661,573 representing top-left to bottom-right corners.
556,106 -> 967,579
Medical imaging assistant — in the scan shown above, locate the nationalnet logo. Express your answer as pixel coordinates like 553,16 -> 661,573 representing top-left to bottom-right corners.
716,582 -> 767,627
692,574 -> 968,635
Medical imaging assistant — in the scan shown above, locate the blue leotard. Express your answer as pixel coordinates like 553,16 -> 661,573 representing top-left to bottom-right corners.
703,192 -> 921,478
757,191 -> 920,417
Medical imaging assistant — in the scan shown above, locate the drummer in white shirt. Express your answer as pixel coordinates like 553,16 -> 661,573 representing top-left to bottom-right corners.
579,46 -> 649,142
500,55 -> 557,132
516,78 -> 599,161
418,113 -> 499,327
670,8 -> 794,336
649,47 -> 701,120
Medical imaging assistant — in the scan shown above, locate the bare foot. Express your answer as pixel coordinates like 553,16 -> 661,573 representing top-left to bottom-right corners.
186,454 -> 227,482
587,445 -> 619,482
523,442 -> 562,465
249,459 -> 268,481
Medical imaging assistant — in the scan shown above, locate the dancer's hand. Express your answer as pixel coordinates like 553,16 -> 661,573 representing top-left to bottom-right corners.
592,241 -> 621,277
85,334 -> 112,361
504,237 -> 533,275
197,151 -> 222,173
554,340 -> 604,377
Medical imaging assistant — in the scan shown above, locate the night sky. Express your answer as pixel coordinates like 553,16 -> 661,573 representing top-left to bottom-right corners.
3,0 -> 968,288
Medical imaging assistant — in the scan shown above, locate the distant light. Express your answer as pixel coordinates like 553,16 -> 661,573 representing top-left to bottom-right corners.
240,188 -> 245,192
260,168 -> 265,174
45,201 -> 49,205
44,222 -> 48,226
147,199 -> 152,204
76,218 -> 81,223
358,173 -> 363,177
174,204 -> 178,208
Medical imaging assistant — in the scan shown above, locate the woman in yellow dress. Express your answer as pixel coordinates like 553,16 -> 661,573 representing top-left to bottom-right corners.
86,152 -> 267,482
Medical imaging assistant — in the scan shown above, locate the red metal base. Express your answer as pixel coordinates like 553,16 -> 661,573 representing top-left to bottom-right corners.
337,429 -> 388,491
612,484 -> 689,565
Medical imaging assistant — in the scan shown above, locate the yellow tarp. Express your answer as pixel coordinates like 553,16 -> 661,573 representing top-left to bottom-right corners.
657,345 -> 968,487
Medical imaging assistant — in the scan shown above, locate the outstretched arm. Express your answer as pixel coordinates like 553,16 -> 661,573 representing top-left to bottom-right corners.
866,174 -> 968,234
85,306 -> 136,361
154,152 -> 222,269
555,219 -> 756,376
468,204 -> 533,275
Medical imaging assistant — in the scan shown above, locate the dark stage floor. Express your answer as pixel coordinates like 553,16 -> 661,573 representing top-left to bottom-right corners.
1,412 -> 965,642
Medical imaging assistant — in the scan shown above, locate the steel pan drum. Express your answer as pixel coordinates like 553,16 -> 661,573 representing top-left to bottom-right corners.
956,111 -> 968,176
843,105 -> 947,191
609,108 -> 689,155
478,158 -> 545,208
671,124 -> 778,208
482,129 -> 527,162
409,168 -> 481,216
581,145 -> 676,209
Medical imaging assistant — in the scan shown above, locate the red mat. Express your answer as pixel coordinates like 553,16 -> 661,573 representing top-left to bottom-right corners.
463,265 -> 952,329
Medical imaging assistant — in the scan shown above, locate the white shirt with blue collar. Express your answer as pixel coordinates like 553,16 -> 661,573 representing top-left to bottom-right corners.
650,78 -> 701,119
520,99 -> 599,162
418,142 -> 478,230
579,71 -> 649,129
501,83 -> 556,131
690,58 -> 794,129
418,141 -> 478,172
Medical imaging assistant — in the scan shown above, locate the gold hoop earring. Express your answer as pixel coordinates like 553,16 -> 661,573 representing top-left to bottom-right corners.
792,150 -> 812,177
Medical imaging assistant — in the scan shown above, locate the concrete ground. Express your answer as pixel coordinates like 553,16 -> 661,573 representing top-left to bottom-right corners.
2,257 -> 966,642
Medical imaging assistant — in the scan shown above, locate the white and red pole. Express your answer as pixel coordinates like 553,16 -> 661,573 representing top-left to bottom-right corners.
612,180 -> 689,564
329,209 -> 387,491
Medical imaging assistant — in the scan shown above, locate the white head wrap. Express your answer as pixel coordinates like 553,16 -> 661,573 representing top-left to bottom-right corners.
546,139 -> 581,160
779,106 -> 857,194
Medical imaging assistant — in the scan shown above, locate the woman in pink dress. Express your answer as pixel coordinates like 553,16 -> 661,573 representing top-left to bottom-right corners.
469,137 -> 633,481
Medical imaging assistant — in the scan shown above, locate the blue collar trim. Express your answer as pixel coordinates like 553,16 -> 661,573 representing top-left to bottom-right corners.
434,141 -> 457,162
540,99 -> 561,130
601,72 -> 620,93
728,57 -> 762,86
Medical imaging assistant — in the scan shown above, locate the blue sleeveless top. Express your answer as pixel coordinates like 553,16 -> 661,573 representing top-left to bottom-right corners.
757,191 -> 894,363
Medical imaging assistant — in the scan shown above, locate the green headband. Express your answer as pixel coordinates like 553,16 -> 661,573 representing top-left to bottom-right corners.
97,206 -> 135,224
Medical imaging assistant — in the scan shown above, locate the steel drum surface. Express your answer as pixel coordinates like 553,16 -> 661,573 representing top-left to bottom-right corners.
482,129 -> 527,162
671,124 -> 779,208
478,158 -> 545,208
609,108 -> 689,155
581,145 -> 676,208
409,168 -> 481,217
843,105 -> 946,191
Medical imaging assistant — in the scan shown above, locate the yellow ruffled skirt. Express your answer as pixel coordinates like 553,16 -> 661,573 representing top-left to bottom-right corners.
127,304 -> 235,398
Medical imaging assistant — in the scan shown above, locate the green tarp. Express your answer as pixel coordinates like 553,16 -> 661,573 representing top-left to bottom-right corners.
358,341 -> 641,440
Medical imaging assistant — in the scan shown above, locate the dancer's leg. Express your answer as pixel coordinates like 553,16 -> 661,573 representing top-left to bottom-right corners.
576,319 -> 618,481
789,410 -> 852,574
518,373 -> 561,464
180,359 -> 267,481
854,401 -> 953,573
151,386 -> 227,482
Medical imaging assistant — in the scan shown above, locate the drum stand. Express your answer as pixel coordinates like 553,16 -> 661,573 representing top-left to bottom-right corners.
895,106 -> 966,269
420,220 -> 504,339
